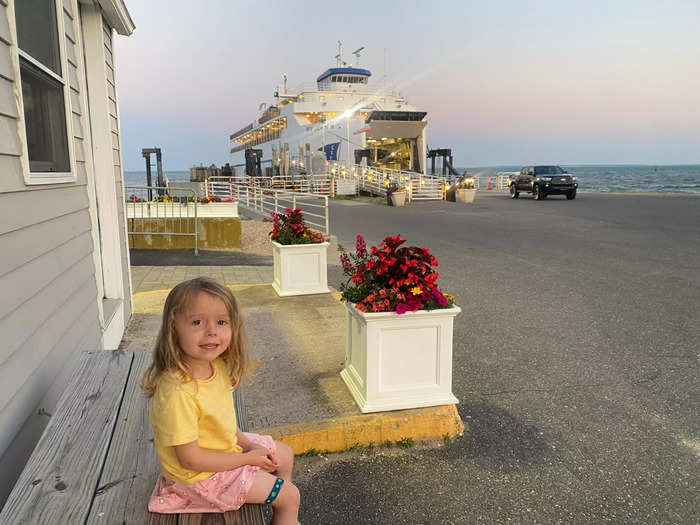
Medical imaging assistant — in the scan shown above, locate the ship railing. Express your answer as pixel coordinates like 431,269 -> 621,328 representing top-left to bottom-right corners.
289,81 -> 402,98
326,163 -> 446,201
124,186 -> 199,255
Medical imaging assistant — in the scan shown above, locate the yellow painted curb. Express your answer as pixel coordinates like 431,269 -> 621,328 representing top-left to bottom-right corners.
254,404 -> 465,454
132,283 -> 272,313
132,283 -> 271,298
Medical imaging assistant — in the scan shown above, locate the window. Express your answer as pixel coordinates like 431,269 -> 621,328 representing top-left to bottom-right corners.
15,0 -> 71,177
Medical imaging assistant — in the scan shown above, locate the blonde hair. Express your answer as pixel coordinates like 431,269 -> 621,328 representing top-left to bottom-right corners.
141,277 -> 252,397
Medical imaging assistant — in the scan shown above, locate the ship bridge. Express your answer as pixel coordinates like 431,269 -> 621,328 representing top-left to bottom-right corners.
316,67 -> 371,91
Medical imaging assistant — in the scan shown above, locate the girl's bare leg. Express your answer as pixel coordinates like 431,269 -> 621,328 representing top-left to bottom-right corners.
246,470 -> 300,525
273,441 -> 295,482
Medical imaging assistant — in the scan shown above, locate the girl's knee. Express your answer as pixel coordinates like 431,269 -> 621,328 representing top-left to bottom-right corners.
273,480 -> 300,510
276,442 -> 294,468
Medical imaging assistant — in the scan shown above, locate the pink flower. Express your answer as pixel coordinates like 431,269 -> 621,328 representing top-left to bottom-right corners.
340,253 -> 352,271
356,234 -> 367,258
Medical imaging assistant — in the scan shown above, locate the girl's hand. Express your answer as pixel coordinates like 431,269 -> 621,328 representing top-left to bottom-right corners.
244,447 -> 278,472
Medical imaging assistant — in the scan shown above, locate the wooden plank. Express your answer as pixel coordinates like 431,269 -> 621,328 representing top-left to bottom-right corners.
87,350 -> 177,524
0,350 -> 134,524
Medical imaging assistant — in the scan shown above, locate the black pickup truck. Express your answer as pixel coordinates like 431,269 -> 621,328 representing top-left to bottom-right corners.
508,166 -> 578,200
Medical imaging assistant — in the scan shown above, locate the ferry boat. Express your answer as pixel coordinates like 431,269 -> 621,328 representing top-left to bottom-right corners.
229,44 -> 428,177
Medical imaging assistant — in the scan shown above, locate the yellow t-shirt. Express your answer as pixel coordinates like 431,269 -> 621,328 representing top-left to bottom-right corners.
150,358 -> 242,484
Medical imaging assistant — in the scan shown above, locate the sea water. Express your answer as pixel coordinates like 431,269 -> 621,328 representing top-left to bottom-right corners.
125,165 -> 700,194
460,165 -> 700,194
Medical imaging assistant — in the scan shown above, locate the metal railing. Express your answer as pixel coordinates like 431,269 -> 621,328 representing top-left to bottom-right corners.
124,186 -> 199,255
329,163 -> 445,201
208,175 -> 332,196
208,181 -> 330,235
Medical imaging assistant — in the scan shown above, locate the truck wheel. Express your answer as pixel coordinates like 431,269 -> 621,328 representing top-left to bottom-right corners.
566,189 -> 577,200
510,184 -> 519,198
533,185 -> 542,200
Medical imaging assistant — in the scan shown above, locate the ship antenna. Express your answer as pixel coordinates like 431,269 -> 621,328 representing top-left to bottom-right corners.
352,46 -> 365,66
336,40 -> 343,67
383,48 -> 387,91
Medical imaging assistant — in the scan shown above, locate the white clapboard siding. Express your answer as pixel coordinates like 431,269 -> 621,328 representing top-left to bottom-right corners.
0,207 -> 92,283
0,256 -> 97,412
0,185 -> 88,235
0,40 -> 12,80
0,276 -> 99,457
0,229 -> 93,331
0,76 -> 16,117
0,0 -> 106,505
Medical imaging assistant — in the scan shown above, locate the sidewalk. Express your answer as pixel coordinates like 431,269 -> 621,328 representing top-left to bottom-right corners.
122,254 -> 464,453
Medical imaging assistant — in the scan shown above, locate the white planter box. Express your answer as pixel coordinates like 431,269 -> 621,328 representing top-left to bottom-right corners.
340,303 -> 461,413
390,192 -> 406,207
126,202 -> 238,218
456,189 -> 476,203
271,240 -> 330,296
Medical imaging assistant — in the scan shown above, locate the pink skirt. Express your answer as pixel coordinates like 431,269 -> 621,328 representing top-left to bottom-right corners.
148,432 -> 276,514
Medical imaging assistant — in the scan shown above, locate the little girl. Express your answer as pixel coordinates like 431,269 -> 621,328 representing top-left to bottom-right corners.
141,277 -> 300,524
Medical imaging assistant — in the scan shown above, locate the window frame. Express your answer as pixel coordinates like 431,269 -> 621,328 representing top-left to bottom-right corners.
10,0 -> 76,185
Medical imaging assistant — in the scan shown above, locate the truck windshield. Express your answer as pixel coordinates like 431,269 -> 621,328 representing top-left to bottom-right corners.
535,166 -> 565,175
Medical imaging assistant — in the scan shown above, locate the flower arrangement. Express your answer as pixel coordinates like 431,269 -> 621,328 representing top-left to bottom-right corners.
457,176 -> 475,189
127,194 -> 144,202
270,207 -> 325,245
339,234 -> 455,314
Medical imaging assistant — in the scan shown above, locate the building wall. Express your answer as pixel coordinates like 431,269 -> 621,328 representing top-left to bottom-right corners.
103,17 -> 133,327
0,0 -> 131,504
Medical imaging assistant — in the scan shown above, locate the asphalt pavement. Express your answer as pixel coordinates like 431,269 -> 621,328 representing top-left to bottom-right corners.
293,191 -> 699,524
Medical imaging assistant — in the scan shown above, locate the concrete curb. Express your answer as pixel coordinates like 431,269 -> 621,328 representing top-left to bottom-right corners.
255,404 -> 465,454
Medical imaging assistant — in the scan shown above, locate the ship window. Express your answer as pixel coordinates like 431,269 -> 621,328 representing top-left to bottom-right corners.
332,75 -> 337,81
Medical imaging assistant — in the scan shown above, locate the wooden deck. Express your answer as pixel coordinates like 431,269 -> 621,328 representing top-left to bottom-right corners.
0,350 -> 264,524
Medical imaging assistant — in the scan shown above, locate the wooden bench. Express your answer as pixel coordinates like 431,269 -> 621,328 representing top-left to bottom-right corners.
0,350 -> 265,524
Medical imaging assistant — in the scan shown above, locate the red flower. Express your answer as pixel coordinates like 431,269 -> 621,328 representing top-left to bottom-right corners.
339,233 -> 452,314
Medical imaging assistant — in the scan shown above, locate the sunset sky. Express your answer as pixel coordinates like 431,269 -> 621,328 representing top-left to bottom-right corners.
115,0 -> 700,171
